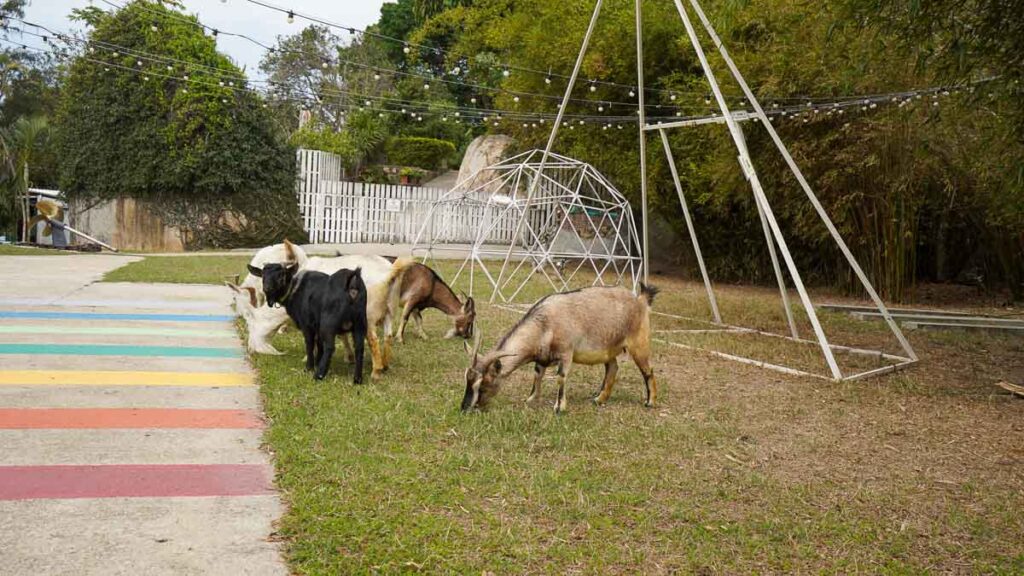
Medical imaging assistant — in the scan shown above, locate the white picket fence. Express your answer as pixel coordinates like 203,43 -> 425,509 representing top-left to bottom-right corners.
296,149 -> 530,245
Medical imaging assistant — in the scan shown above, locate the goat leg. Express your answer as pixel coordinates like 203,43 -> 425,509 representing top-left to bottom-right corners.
351,328 -> 366,385
341,334 -> 355,363
414,310 -> 428,340
367,329 -> 384,380
302,329 -> 316,372
526,364 -> 546,404
397,303 -> 413,344
314,328 -> 335,380
628,346 -> 656,408
593,359 -> 619,406
554,358 -> 573,414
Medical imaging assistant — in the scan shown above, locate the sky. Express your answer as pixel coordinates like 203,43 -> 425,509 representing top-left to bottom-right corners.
20,0 -> 390,76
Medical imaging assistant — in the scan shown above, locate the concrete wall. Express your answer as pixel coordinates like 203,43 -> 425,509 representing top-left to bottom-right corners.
72,198 -> 185,252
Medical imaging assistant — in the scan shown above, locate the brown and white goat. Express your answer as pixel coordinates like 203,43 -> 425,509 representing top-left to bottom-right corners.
461,284 -> 659,414
396,263 -> 475,343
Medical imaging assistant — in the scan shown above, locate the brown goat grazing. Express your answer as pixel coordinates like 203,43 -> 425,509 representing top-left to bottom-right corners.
396,263 -> 475,343
461,284 -> 659,414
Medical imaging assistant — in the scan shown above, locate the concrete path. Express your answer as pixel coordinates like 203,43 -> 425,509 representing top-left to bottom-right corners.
0,254 -> 286,575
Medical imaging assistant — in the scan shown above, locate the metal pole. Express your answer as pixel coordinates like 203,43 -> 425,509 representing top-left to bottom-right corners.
635,0 -> 650,284
658,129 -> 721,323
686,0 -> 917,363
491,0 -> 604,302
671,0 -> 840,379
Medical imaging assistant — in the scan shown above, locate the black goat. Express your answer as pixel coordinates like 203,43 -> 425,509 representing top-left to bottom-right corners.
247,262 -> 368,383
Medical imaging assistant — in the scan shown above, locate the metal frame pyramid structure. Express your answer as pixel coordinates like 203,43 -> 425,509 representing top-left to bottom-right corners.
441,0 -> 916,382
411,149 -> 643,303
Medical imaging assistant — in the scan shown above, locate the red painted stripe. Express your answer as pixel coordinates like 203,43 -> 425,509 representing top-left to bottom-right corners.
0,464 -> 274,500
0,408 -> 263,429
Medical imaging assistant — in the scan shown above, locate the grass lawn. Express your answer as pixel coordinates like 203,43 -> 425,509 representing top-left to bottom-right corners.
114,254 -> 1024,573
102,254 -> 253,284
0,244 -> 76,255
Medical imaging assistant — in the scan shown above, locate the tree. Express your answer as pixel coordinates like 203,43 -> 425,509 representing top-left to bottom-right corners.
0,116 -> 48,241
56,0 -> 305,247
260,25 -> 345,130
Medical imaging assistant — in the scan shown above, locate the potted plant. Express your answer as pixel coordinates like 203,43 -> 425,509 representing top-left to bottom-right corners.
399,167 -> 426,186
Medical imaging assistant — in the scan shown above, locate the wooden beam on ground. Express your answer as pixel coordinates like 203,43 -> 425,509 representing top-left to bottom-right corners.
902,321 -> 1024,333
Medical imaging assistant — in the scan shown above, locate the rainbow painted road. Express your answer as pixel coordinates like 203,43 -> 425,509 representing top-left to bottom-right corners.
0,254 -> 285,574
0,343 -> 241,358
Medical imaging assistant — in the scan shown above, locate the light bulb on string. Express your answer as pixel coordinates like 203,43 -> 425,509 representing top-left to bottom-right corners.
373,73 -> 380,80
287,11 -> 294,24
589,81 -> 597,92
423,83 -> 430,90
150,23 -> 157,32
502,67 -> 510,77
629,88 -> 636,98
513,96 -> 520,103
403,44 -> 410,54
669,92 -> 676,101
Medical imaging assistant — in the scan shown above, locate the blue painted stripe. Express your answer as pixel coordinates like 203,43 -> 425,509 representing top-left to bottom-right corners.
0,311 -> 234,322
0,344 -> 241,358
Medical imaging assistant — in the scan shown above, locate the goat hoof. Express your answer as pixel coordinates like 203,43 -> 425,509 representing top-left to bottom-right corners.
592,396 -> 606,406
314,373 -> 326,381
371,371 -> 383,381
644,401 -> 654,408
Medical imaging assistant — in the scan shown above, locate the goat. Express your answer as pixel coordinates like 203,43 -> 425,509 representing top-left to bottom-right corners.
247,263 -> 367,382
395,262 -> 475,343
461,284 -> 659,414
228,240 -> 411,379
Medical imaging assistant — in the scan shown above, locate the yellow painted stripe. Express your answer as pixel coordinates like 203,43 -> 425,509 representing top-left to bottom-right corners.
0,370 -> 253,387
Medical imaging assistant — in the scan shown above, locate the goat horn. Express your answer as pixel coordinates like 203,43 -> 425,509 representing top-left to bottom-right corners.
466,328 -> 483,360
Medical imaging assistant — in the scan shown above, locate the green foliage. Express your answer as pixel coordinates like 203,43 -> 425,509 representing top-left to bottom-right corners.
289,127 -> 357,163
386,136 -> 456,169
401,0 -> 1023,300
0,115 -> 49,239
56,0 -> 305,248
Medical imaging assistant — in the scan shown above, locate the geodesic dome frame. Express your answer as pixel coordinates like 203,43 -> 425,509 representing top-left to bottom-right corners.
411,150 -> 643,303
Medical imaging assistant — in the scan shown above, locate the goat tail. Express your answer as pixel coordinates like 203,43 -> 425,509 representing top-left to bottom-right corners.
385,257 -> 417,314
638,283 -> 660,306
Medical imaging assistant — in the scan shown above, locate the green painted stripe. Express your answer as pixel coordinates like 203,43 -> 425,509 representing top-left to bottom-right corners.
0,344 -> 241,358
0,325 -> 237,338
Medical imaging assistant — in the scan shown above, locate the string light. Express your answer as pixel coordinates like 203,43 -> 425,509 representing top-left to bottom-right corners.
286,11 -> 294,24
2,19 -> 996,131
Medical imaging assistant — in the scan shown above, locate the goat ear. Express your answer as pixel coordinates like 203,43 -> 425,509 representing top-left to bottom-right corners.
285,262 -> 299,275
283,238 -> 296,262
247,264 -> 263,278
244,287 -> 258,308
464,296 -> 475,313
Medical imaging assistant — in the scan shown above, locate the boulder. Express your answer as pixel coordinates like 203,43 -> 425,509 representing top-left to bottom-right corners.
456,134 -> 515,194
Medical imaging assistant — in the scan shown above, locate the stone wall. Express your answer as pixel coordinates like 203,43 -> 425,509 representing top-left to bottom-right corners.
72,198 -> 185,252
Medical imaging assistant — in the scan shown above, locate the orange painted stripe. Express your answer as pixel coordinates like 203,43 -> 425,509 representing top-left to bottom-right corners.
0,408 -> 263,429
